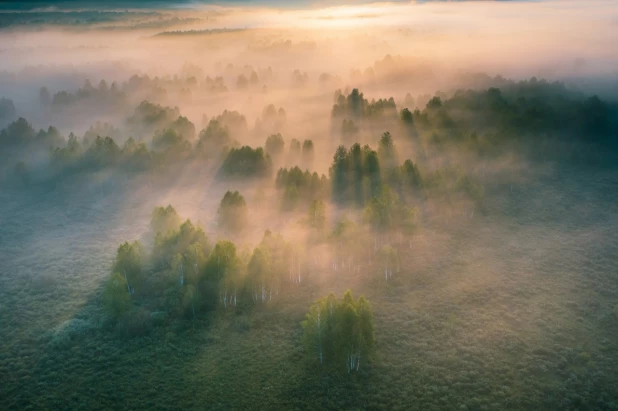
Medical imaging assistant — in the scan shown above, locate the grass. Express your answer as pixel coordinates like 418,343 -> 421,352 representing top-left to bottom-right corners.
1,163 -> 618,410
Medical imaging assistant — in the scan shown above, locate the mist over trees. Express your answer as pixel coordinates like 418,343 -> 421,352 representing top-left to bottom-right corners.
2,2 -> 618,410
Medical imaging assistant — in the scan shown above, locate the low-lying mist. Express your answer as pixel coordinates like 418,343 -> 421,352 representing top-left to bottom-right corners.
1,1 -> 618,410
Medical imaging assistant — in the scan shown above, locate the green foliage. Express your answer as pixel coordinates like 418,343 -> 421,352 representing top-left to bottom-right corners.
377,131 -> 398,168
331,216 -> 359,241
218,191 -> 248,233
82,121 -> 120,146
102,272 -> 132,318
113,241 -> 144,294
84,135 -> 122,166
330,143 -> 381,205
301,290 -> 374,373
181,284 -> 199,318
276,166 -> 328,210
246,231 -> 300,303
126,100 -> 181,137
265,133 -> 285,158
150,205 -> 182,235
197,119 -> 234,155
153,219 -> 209,269
220,146 -> 272,177
200,241 -> 242,310
0,118 -> 64,159
364,186 -> 417,232
301,139 -> 314,163
332,88 -> 397,120
386,159 -> 423,198
152,129 -> 191,156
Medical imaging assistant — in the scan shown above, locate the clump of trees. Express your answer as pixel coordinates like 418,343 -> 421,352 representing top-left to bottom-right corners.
197,119 -> 235,155
102,206 -> 317,325
332,88 -> 397,120
218,191 -> 248,233
301,290 -> 374,373
276,166 -> 328,211
153,218 -> 210,270
363,186 -> 417,234
151,205 -> 182,235
330,143 -> 381,205
220,146 -> 272,177
126,100 -> 181,138
246,230 -> 305,299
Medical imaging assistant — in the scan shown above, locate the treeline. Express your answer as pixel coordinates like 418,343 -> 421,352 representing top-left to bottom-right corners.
0,100 -> 286,181
332,81 -> 617,157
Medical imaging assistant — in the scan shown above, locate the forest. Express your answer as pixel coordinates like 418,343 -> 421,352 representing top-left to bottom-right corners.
1,1 -> 618,410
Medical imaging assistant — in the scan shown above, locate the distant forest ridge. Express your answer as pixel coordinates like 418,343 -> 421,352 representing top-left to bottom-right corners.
0,0 -> 413,12
154,28 -> 247,37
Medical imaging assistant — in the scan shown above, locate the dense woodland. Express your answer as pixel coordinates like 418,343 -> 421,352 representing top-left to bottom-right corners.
1,3 -> 618,410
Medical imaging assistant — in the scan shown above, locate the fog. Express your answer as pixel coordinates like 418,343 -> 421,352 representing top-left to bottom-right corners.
1,1 -> 618,410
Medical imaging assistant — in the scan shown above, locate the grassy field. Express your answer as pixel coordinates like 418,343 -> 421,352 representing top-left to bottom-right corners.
1,162 -> 618,410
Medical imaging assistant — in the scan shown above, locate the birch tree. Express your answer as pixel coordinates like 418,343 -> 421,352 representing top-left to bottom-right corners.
204,241 -> 240,309
113,241 -> 144,295
301,290 -> 374,374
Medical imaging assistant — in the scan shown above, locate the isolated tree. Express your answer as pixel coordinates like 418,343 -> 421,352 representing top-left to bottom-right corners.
301,290 -> 374,373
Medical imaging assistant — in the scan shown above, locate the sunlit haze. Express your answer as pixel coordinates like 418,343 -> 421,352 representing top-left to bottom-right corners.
1,0 -> 617,409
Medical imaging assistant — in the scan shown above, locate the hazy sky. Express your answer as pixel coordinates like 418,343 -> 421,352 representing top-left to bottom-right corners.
0,0 -> 408,10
